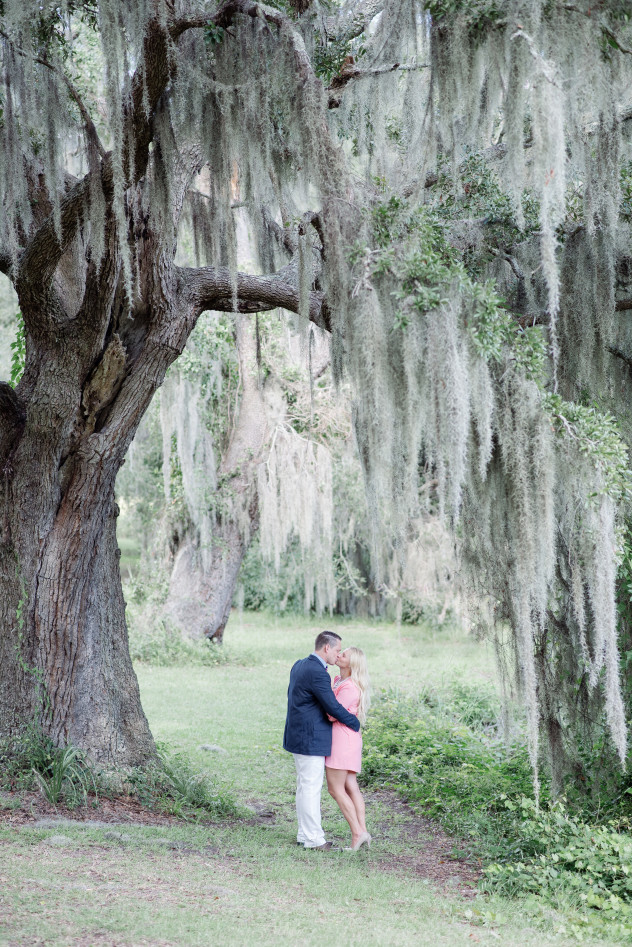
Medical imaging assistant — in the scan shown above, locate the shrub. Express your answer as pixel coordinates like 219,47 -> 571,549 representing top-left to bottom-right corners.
360,689 -> 538,856
127,611 -> 235,667
125,747 -> 244,821
484,797 -> 632,937
361,686 -> 632,935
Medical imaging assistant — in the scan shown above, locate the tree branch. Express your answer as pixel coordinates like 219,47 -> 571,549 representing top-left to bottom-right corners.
210,0 -> 318,88
0,30 -> 106,158
178,264 -> 330,331
323,0 -> 385,43
609,346 -> 632,372
16,13 -> 176,292
0,248 -> 13,276
327,62 -> 429,109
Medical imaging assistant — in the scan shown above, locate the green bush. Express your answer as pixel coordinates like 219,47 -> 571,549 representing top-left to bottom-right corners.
484,797 -> 632,938
127,612 -> 235,667
360,689 -> 538,856
361,687 -> 632,935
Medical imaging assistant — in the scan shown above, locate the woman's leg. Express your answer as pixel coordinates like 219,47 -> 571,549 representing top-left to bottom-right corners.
325,767 -> 362,843
345,773 -> 367,835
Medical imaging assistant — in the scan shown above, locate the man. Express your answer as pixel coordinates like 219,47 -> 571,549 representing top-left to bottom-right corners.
283,630 -> 360,850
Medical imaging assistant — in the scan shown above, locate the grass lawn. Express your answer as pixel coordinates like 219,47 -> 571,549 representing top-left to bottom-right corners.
0,612 -> 621,945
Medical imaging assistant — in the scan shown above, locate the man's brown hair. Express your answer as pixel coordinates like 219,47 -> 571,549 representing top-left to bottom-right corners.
314,630 -> 342,651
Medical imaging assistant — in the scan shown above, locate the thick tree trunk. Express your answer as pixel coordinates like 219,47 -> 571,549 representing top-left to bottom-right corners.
0,254 -> 163,763
0,208 -> 197,765
166,522 -> 249,643
165,318 -> 268,642
0,3 -> 328,766
0,449 -> 154,764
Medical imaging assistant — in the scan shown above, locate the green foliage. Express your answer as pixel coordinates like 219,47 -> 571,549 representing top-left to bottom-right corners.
362,686 -> 632,935
432,154 -> 540,254
128,613 -> 234,667
7,1 -> 100,60
175,313 -> 239,451
620,160 -> 632,224
545,395 -> 632,505
126,747 -> 244,821
467,282 -> 547,381
9,311 -> 25,388
484,798 -> 632,937
360,688 -> 539,857
0,728 -> 97,808
424,0 -> 507,32
238,535 -> 315,614
32,744 -> 96,808
313,35 -> 362,84
362,193 -> 547,380
0,725 -> 242,821
203,22 -> 225,47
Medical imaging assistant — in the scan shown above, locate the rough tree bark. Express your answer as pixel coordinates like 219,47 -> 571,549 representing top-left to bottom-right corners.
165,317 -> 270,643
0,4 -> 330,765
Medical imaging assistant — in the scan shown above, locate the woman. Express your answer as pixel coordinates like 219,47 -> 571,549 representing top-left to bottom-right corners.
324,646 -> 371,850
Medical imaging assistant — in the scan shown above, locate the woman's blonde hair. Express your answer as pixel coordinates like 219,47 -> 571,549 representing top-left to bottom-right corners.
343,646 -> 371,726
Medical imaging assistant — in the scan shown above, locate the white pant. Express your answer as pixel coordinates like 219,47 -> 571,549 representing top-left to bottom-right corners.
293,753 -> 326,847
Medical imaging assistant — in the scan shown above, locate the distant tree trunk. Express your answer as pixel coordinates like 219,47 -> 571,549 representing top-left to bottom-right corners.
165,317 -> 269,643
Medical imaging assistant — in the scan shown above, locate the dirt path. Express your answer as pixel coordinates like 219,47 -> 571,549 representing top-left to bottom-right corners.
366,791 -> 481,898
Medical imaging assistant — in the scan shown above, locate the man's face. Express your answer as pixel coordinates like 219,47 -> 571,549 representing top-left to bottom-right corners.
323,640 -> 342,665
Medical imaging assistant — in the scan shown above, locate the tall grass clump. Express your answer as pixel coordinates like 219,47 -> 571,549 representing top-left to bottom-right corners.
125,747 -> 245,822
0,729 -> 98,808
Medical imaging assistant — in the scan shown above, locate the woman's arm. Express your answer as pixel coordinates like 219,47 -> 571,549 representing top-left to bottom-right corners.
311,673 -> 360,731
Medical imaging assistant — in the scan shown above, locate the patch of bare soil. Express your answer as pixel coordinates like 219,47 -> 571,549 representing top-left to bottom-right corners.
0,791 -> 180,827
0,791 -> 277,830
367,791 -> 482,898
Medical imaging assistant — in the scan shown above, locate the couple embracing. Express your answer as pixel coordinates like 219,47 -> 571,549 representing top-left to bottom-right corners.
283,630 -> 371,851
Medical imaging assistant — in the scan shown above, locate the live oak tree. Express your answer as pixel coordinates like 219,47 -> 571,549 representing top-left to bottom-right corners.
0,0 -> 337,765
2,0 -> 632,785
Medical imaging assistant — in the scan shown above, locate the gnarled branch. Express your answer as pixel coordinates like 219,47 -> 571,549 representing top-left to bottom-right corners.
17,14 -> 176,293
178,264 -> 330,331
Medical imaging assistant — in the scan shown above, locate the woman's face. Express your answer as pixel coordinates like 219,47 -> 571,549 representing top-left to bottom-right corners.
336,649 -> 351,669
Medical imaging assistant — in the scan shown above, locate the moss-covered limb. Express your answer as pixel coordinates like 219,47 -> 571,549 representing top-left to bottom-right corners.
323,0 -> 386,44
177,264 -> 329,330
0,26 -> 106,158
12,13 -> 176,294
347,186 -> 632,777
327,62 -> 429,110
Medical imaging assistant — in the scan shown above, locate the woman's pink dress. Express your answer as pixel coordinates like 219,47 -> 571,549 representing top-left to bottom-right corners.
324,676 -> 362,773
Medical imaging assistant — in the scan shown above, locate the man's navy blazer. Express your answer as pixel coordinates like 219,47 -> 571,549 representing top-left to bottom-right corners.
283,654 -> 360,756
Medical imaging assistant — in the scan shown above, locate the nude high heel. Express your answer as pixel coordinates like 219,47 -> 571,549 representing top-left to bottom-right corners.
344,831 -> 371,852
